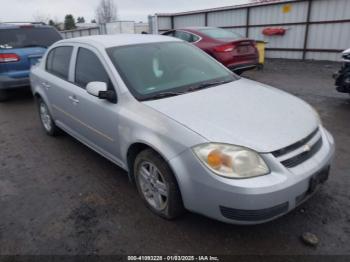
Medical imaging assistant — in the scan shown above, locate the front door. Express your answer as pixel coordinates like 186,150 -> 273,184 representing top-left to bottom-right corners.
68,46 -> 121,164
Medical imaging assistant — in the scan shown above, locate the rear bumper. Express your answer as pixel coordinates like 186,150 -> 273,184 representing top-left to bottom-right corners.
228,63 -> 258,73
0,75 -> 30,90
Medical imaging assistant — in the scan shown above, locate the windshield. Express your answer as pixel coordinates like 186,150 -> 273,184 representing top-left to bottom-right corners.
0,27 -> 62,49
198,28 -> 244,40
107,42 -> 237,101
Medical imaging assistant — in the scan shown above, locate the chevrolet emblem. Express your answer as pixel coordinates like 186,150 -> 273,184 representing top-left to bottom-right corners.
303,144 -> 311,152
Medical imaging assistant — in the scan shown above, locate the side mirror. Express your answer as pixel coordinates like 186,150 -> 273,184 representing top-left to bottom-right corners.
86,81 -> 107,97
86,81 -> 117,103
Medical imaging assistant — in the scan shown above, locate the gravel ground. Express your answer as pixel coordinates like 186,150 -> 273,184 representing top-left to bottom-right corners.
0,59 -> 349,256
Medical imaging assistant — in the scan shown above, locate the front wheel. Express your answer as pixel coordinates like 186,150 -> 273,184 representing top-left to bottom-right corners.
134,149 -> 184,219
37,98 -> 60,136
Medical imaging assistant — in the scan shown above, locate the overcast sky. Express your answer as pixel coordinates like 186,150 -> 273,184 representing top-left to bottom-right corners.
0,0 -> 250,23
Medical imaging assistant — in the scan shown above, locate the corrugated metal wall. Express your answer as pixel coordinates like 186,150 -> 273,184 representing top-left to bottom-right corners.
174,14 -> 206,28
61,27 -> 100,39
249,1 -> 308,24
208,9 -> 247,27
158,17 -> 172,33
156,0 -> 350,61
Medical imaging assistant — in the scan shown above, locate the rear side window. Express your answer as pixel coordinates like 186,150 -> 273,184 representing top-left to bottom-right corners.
75,48 -> 111,89
0,27 -> 62,49
174,31 -> 199,43
46,46 -> 73,80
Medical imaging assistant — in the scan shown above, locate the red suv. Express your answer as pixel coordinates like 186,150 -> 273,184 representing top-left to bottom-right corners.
163,27 -> 258,74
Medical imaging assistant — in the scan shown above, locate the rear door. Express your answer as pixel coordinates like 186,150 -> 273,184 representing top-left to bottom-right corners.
0,26 -> 62,78
43,45 -> 78,131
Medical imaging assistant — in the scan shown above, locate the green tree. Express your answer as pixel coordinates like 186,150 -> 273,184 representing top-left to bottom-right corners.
48,19 -> 55,26
77,16 -> 85,23
64,14 -> 76,30
91,19 -> 97,23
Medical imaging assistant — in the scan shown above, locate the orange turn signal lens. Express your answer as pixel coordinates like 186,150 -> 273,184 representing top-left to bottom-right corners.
207,149 -> 222,169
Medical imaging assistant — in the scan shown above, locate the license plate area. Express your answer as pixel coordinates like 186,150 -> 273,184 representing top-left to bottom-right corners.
29,57 -> 39,67
237,46 -> 249,54
308,165 -> 330,194
29,54 -> 42,67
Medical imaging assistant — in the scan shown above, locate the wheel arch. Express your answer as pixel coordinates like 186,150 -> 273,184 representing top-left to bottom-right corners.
126,142 -> 184,196
126,142 -> 170,183
32,90 -> 55,117
126,142 -> 186,215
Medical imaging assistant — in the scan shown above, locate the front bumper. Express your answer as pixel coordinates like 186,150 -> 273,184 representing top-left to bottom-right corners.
169,126 -> 335,224
0,75 -> 30,90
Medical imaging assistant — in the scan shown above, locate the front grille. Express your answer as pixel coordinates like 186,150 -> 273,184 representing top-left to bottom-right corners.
281,138 -> 323,168
220,202 -> 289,221
272,128 -> 319,157
272,128 -> 323,168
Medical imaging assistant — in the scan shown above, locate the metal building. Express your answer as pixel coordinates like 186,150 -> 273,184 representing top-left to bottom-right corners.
61,21 -> 149,39
152,0 -> 350,61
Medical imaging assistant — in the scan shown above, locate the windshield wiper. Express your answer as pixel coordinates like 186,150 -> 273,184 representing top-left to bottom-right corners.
186,79 -> 233,93
141,79 -> 233,101
142,91 -> 185,101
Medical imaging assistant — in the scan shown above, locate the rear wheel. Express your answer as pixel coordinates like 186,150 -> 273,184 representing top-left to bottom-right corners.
0,90 -> 9,102
37,98 -> 60,136
134,149 -> 184,219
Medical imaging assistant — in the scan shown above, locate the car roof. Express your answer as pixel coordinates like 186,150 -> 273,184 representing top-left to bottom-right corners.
176,27 -> 218,31
59,34 -> 182,48
171,27 -> 223,36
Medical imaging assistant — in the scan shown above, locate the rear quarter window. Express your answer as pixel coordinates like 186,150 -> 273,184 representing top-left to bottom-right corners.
174,31 -> 199,43
46,46 -> 73,80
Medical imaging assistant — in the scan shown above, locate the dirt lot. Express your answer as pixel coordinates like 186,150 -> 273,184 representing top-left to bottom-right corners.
0,59 -> 349,255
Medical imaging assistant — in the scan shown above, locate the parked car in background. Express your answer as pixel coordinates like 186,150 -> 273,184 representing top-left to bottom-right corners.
162,27 -> 259,74
334,48 -> 350,96
30,35 -> 334,224
0,22 -> 62,101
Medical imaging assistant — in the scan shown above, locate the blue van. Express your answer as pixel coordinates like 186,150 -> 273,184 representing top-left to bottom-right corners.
0,23 -> 62,101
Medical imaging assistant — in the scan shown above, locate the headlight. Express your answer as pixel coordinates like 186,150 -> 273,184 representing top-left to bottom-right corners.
193,143 -> 270,179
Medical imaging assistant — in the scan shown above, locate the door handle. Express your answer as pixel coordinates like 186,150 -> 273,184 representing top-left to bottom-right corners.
42,82 -> 51,89
68,95 -> 80,104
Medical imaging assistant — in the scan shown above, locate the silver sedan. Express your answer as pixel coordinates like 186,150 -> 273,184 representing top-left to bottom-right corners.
30,35 -> 335,224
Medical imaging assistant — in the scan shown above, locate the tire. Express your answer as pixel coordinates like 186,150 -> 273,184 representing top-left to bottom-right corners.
134,149 -> 184,219
37,98 -> 60,136
0,90 -> 9,102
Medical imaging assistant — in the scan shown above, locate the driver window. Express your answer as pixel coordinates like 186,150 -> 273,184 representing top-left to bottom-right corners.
75,47 -> 113,90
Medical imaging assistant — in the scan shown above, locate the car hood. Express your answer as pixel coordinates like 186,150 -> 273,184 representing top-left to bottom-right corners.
143,78 -> 319,153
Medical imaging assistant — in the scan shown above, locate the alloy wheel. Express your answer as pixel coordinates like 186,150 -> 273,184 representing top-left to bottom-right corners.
137,161 -> 169,211
39,102 -> 52,132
